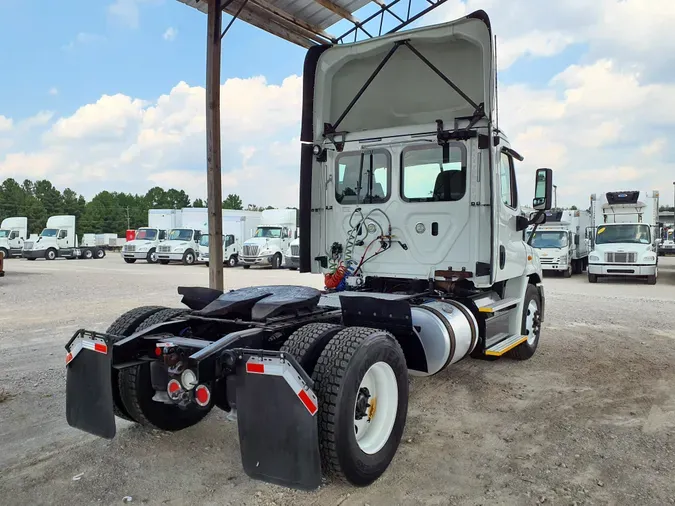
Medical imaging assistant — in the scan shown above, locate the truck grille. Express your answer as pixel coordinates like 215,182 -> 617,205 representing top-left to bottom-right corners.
539,257 -> 555,264
23,241 -> 33,250
243,245 -> 258,257
291,245 -> 299,257
158,245 -> 172,253
605,252 -> 636,263
125,244 -> 135,252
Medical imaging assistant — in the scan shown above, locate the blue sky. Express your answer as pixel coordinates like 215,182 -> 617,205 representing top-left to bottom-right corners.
0,0 -> 673,209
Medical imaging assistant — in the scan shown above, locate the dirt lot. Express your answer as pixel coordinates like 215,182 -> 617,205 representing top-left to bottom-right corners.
1,255 -> 674,505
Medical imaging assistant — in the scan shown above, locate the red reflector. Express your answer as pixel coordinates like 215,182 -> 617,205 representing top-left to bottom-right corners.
94,342 -> 107,354
298,389 -> 318,415
246,362 -> 265,374
167,380 -> 181,394
195,385 -> 210,406
155,347 -> 162,356
66,352 -> 73,365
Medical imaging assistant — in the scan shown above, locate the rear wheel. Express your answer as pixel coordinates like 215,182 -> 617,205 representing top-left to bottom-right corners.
507,284 -> 541,361
124,258 -> 136,264
312,327 -> 408,486
83,249 -> 93,259
96,248 -> 105,259
280,323 -> 342,376
118,308 -> 212,430
106,306 -> 167,421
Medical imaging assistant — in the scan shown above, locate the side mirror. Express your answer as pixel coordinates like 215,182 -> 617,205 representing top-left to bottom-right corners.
530,212 -> 546,225
532,168 -> 553,211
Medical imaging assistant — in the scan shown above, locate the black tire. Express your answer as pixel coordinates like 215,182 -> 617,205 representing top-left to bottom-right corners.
280,323 -> 343,376
182,250 -> 196,265
96,248 -> 105,259
647,275 -> 657,285
146,248 -> 157,264
0,248 -> 8,259
563,263 -> 572,278
243,265 -> 251,269
106,306 -> 167,420
83,249 -> 93,259
312,327 -> 408,486
118,309 -> 212,431
159,259 -> 170,265
507,284 -> 542,360
227,255 -> 237,267
45,248 -> 57,260
272,253 -> 282,269
205,262 -> 209,267
26,257 -> 36,261
124,258 -> 137,264
588,273 -> 598,283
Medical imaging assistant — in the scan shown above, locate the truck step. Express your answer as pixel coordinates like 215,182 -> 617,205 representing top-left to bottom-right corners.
478,297 -> 519,314
485,334 -> 527,356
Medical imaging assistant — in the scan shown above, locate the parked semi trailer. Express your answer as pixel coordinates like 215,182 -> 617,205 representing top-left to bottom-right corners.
22,215 -> 105,260
0,217 -> 28,259
65,11 -> 553,491
588,190 -> 659,284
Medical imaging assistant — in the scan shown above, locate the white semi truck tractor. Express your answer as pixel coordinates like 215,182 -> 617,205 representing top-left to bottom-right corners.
588,190 -> 659,284
529,209 -> 591,277
0,217 -> 28,259
22,215 -> 105,260
240,209 -> 297,269
64,10 -> 554,492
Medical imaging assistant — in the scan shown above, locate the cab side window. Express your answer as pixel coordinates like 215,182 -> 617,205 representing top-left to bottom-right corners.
499,152 -> 518,209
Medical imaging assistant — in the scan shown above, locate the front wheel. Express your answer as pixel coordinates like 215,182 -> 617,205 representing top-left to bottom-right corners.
146,249 -> 157,264
227,255 -> 237,267
182,250 -> 196,265
647,274 -> 657,285
159,259 -> 170,265
507,284 -> 542,360
271,253 -> 282,269
588,273 -> 598,283
45,249 -> 57,261
124,258 -> 137,264
242,265 -> 251,269
563,263 -> 572,278
313,327 -> 408,486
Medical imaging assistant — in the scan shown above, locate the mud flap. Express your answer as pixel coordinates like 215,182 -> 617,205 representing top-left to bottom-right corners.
235,351 -> 321,490
65,332 -> 116,439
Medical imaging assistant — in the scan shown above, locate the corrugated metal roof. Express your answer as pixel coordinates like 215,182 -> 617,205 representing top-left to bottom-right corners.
177,0 -> 373,47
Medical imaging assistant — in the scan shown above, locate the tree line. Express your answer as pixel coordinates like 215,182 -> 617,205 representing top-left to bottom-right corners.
0,178 -> 289,237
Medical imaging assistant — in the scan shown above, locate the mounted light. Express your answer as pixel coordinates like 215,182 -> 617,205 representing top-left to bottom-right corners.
312,145 -> 322,156
181,369 -> 198,390
167,379 -> 182,400
194,385 -> 211,407
415,223 -> 426,234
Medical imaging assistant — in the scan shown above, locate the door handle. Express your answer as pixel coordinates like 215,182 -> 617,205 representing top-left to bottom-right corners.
499,245 -> 506,269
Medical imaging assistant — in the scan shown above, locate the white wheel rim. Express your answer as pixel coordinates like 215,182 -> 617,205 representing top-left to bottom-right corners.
525,299 -> 539,345
353,361 -> 398,455
187,254 -> 193,263
150,252 -> 156,262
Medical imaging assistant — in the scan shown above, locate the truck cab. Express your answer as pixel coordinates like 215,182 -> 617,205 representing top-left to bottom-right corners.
23,215 -> 78,260
121,227 -> 167,264
197,233 -> 240,267
0,217 -> 28,259
529,210 -> 591,277
285,236 -> 300,270
240,209 -> 296,269
156,228 -> 202,265
588,191 -> 658,284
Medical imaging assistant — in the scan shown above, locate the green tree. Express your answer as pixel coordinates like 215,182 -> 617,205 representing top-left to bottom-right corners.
569,205 -> 578,210
192,198 -> 206,208
223,194 -> 243,210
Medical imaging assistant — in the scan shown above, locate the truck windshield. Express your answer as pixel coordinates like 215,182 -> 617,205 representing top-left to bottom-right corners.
596,224 -> 651,244
254,227 -> 281,238
530,231 -> 568,249
0,230 -> 8,238
40,228 -> 59,237
136,229 -> 157,240
199,235 -> 209,247
168,229 -> 194,241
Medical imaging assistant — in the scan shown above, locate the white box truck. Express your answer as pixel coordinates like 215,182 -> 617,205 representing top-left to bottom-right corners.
157,227 -> 205,265
197,213 -> 261,267
22,215 -> 105,260
240,209 -> 297,269
529,209 -> 591,277
0,217 -> 28,259
588,190 -> 659,284
284,235 -> 300,270
121,227 -> 169,264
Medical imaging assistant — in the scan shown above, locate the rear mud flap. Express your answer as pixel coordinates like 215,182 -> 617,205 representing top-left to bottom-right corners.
235,351 -> 321,490
65,332 -> 116,439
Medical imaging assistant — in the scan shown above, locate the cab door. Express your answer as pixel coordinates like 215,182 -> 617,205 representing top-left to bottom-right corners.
493,150 -> 527,282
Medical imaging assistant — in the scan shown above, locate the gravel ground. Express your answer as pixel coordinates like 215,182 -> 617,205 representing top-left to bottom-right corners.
0,255 -> 674,505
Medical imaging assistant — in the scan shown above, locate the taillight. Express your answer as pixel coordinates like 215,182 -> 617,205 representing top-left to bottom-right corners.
194,385 -> 210,407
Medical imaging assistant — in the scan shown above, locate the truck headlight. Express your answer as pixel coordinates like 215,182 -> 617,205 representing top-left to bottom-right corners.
174,247 -> 185,253
644,254 -> 656,262
590,255 -> 600,262
137,247 -> 148,252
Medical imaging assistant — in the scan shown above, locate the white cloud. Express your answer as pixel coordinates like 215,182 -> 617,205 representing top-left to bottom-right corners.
642,139 -> 666,157
107,0 -> 162,29
163,27 -> 177,41
0,115 -> 12,132
62,32 -> 106,51
48,87 -> 58,96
